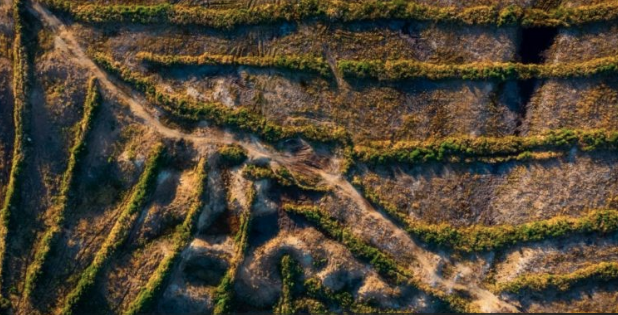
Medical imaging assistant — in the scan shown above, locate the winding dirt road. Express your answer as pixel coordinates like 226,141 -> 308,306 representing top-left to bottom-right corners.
30,2 -> 518,313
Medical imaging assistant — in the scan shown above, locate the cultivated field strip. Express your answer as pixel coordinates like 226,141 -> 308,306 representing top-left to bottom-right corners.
124,158 -> 209,315
93,52 -> 349,144
497,262 -> 618,294
38,0 -> 618,28
22,77 -> 101,301
61,144 -> 165,315
137,52 -> 332,77
354,180 -> 618,252
0,0 -> 29,301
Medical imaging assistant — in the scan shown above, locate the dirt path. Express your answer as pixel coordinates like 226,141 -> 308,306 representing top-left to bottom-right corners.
30,2 -> 518,313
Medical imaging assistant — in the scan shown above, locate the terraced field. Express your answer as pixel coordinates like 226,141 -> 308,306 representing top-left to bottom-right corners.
0,0 -> 618,313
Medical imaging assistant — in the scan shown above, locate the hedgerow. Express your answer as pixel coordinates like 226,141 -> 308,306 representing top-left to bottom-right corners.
62,144 -> 165,315
137,52 -> 332,77
23,78 -> 101,300
353,129 -> 618,165
124,158 -> 208,315
0,0 -> 30,305
282,204 -> 476,313
39,0 -> 618,28
274,255 -> 301,314
498,262 -> 618,293
213,184 -> 255,314
338,55 -> 618,81
353,179 -> 618,252
92,53 -> 349,145
243,164 -> 330,193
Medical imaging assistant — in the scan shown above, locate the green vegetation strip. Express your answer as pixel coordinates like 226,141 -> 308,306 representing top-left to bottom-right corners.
498,262 -> 618,293
93,52 -> 348,145
0,0 -> 29,301
137,52 -> 331,77
282,204 -> 476,313
354,179 -> 618,252
243,164 -> 330,193
62,144 -> 165,315
212,184 -> 255,314
23,78 -> 101,300
354,129 -> 618,166
338,55 -> 618,81
274,255 -> 299,314
40,0 -> 618,28
124,158 -> 208,315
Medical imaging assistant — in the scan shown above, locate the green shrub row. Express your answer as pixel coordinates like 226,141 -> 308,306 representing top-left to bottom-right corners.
0,0 -> 30,303
243,164 -> 330,193
62,144 -> 166,315
23,78 -> 101,300
92,52 -> 349,145
498,262 -> 618,293
137,52 -> 332,77
124,158 -> 208,315
40,0 -> 618,28
353,179 -> 618,252
274,255 -> 301,314
353,129 -> 618,165
338,55 -> 618,81
281,204 -> 475,313
213,184 -> 255,314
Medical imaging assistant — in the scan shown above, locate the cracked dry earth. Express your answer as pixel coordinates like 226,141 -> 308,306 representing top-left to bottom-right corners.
1,0 -> 618,314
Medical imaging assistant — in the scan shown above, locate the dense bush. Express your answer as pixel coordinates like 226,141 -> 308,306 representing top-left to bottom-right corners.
124,159 -> 208,315
282,204 -> 475,313
353,129 -> 618,165
40,0 -> 618,28
218,144 -> 248,167
354,179 -> 618,252
137,52 -> 332,77
62,144 -> 165,315
0,0 -> 30,303
498,262 -> 618,293
338,55 -> 618,81
23,78 -> 101,300
92,53 -> 349,145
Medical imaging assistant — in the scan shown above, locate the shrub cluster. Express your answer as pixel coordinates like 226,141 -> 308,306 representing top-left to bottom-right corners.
62,144 -> 165,315
354,179 -> 618,252
137,52 -> 332,77
124,158 -> 208,315
92,53 -> 349,145
498,262 -> 618,293
23,78 -> 101,300
213,184 -> 255,314
353,129 -> 618,166
282,204 -> 475,313
218,144 -> 248,167
338,55 -> 618,81
0,0 -> 30,304
40,0 -> 618,28
243,164 -> 330,193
